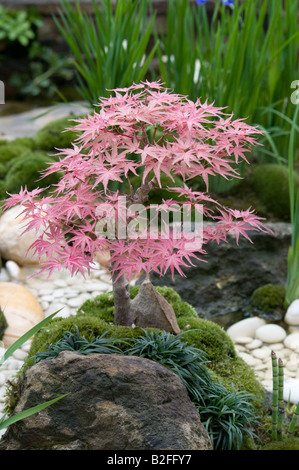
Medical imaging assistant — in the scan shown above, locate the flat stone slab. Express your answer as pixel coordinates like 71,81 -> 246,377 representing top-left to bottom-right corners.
0,102 -> 89,141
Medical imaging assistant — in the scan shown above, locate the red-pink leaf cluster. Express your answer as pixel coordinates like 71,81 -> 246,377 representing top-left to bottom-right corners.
3,81 -> 268,280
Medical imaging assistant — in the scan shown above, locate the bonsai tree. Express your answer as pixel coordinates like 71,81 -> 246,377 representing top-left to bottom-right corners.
2,81 -> 268,326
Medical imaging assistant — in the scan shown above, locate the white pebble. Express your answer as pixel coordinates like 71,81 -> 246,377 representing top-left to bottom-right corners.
45,303 -> 69,317
41,301 -> 49,310
0,268 -> 10,282
6,358 -> 22,370
261,379 -> 273,391
0,373 -> 6,386
12,349 -> 27,361
238,352 -> 261,367
255,324 -> 287,343
284,378 -> 299,403
286,361 -> 298,372
284,332 -> 299,350
270,342 -> 284,351
0,386 -> 6,402
226,317 -> 266,340
252,346 -> 272,360
5,260 -> 21,279
85,281 -> 110,293
41,295 -> 54,302
53,279 -> 68,288
285,299 -> 299,326
38,288 -> 54,296
246,339 -> 263,350
234,336 -> 253,344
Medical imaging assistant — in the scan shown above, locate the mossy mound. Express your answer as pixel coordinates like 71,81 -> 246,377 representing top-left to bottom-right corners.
0,143 -> 30,165
0,163 -> 6,179
5,151 -> 59,194
12,137 -> 36,150
0,180 -> 8,200
248,164 -> 299,220
26,285 -> 263,403
34,117 -> 79,151
251,284 -> 286,314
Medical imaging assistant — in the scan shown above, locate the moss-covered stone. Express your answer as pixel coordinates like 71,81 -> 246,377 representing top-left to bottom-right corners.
5,151 -> 59,194
248,164 -> 299,220
13,137 -> 36,150
26,285 -> 264,405
251,283 -> 286,313
34,117 -> 79,152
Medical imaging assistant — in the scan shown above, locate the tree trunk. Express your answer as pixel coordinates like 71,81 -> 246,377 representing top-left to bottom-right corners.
112,271 -> 133,326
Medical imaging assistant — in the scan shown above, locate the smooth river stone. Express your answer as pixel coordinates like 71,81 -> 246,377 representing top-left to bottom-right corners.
246,339 -> 263,350
285,299 -> 299,326
234,336 -> 253,344
255,324 -> 287,343
252,346 -> 272,360
238,352 -> 261,367
283,378 -> 299,404
226,317 -> 266,340
284,332 -> 299,350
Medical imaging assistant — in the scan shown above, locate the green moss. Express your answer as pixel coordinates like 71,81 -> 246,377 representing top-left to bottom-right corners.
0,143 -> 30,165
177,315 -> 237,363
13,137 -> 36,150
251,284 -> 286,313
76,285 -> 198,324
5,151 -> 59,194
26,285 -> 263,402
0,163 -> 6,179
260,437 -> 299,450
249,164 -> 299,220
0,180 -> 8,200
34,117 -> 79,151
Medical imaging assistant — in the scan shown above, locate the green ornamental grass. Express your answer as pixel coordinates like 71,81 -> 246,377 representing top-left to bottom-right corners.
54,0 -> 158,105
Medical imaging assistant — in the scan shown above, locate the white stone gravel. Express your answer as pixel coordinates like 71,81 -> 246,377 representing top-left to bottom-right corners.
0,259 -> 116,437
229,319 -> 299,404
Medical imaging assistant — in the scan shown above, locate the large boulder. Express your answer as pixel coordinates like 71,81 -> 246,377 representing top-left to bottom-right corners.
145,223 -> 291,320
1,351 -> 212,450
0,205 -> 44,266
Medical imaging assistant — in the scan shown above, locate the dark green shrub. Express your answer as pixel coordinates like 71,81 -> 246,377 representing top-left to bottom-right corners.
5,151 -> 59,193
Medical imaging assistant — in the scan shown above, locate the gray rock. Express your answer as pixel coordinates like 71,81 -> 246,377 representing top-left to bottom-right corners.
1,351 -> 212,451
130,279 -> 181,333
143,223 -> 291,320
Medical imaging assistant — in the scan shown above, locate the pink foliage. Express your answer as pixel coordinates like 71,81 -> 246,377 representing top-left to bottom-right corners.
3,81 -> 268,281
